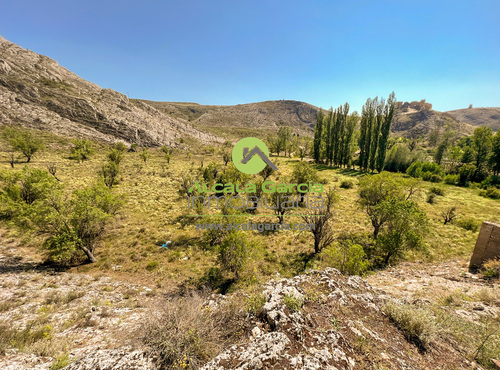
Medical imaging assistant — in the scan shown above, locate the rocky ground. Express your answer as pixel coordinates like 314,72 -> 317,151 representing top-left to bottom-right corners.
1,234 -> 499,369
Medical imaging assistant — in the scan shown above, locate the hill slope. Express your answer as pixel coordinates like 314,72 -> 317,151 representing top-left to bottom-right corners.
0,36 -> 220,146
446,107 -> 500,132
392,108 -> 476,138
140,99 -> 320,139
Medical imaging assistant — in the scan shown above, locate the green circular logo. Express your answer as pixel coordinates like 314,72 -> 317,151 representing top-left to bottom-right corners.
232,137 -> 272,175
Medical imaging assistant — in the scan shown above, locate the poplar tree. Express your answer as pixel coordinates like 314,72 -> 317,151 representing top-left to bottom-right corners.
376,92 -> 396,172
313,110 -> 324,163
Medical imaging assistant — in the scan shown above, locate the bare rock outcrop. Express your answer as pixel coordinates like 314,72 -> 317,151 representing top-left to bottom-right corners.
0,35 -> 221,147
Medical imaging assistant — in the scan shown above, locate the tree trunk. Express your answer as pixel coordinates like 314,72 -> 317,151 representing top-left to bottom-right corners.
384,252 -> 392,266
80,245 -> 97,263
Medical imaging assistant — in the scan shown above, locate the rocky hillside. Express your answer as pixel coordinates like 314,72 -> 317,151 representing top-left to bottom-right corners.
446,108 -> 500,132
0,36 -> 221,147
2,228 -> 497,370
392,108 -> 475,138
140,100 -> 320,138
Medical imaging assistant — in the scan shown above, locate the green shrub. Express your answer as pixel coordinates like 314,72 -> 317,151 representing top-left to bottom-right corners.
427,193 -> 437,204
429,174 -> 442,183
340,180 -> 355,189
217,231 -> 249,280
70,139 -> 94,162
245,293 -> 266,315
101,161 -> 119,188
456,217 -> 480,232
481,260 -> 500,279
429,186 -> 445,196
407,161 -> 443,180
283,293 -> 303,312
444,174 -> 459,185
479,187 -> 500,199
322,241 -> 370,275
146,261 -> 159,271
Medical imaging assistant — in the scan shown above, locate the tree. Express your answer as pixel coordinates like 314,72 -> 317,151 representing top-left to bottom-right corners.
301,188 -> 337,254
140,148 -> 151,164
222,149 -> 231,166
376,92 -> 396,172
277,126 -> 293,157
358,172 -> 427,265
313,110 -> 325,163
70,139 -> 94,162
490,131 -> 500,176
0,170 -> 121,264
3,128 -> 43,163
375,197 -> 428,265
358,172 -> 419,239
472,127 -> 493,177
269,189 -> 294,224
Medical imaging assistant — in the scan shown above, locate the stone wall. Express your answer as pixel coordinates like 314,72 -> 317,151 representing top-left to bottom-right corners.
469,221 -> 500,271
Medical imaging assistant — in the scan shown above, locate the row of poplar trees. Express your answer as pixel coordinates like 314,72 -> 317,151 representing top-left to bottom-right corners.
313,92 -> 396,172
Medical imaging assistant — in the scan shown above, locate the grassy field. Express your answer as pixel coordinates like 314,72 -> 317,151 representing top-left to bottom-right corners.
1,126 -> 499,293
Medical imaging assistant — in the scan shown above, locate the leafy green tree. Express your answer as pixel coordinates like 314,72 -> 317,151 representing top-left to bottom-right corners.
358,173 -> 427,265
358,172 -> 420,239
3,128 -> 44,163
291,161 -> 319,187
277,126 -> 293,157
376,92 -> 396,172
490,131 -> 500,176
313,110 -> 324,163
472,127 -> 493,177
70,139 -> 94,162
0,169 -> 121,264
461,146 -> 474,164
374,197 -> 428,265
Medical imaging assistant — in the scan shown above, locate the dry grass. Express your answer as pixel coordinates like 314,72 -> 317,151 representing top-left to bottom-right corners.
142,293 -> 249,369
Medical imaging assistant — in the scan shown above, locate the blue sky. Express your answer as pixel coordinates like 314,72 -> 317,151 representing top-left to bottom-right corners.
1,0 -> 498,112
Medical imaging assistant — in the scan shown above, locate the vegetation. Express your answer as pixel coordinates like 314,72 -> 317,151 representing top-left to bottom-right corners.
3,127 -> 44,163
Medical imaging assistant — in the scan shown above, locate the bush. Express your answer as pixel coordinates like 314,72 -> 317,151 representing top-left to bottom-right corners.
456,217 -> 480,232
143,294 -> 248,369
479,187 -> 500,199
427,193 -> 436,204
383,301 -> 435,350
407,161 -> 443,180
429,186 -> 445,196
321,241 -> 370,275
340,179 -> 355,189
429,174 -> 442,183
70,139 -> 94,162
283,293 -> 303,312
444,174 -> 459,185
217,231 -> 249,280
101,161 -> 119,188
481,259 -> 500,279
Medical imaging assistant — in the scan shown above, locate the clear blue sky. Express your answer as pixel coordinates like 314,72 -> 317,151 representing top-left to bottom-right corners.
1,0 -> 498,112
